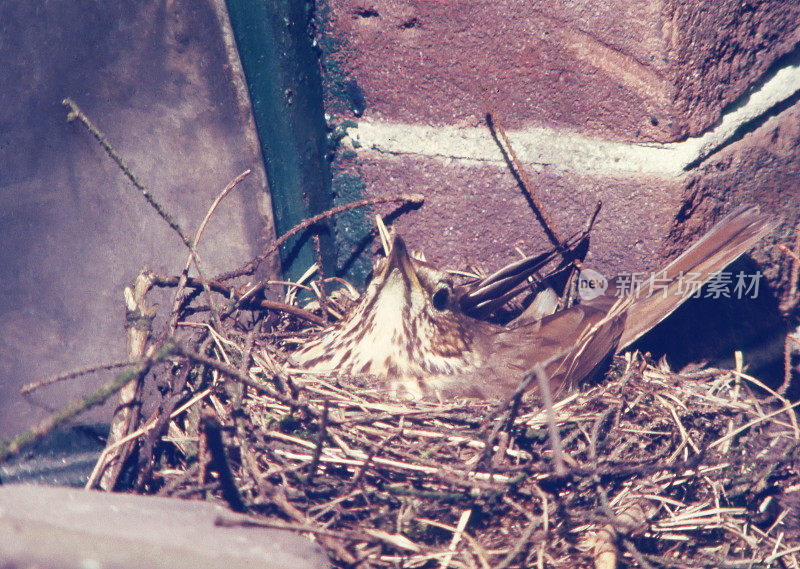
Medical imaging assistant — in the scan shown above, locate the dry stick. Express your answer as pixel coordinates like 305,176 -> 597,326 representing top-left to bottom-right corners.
346,431 -> 400,492
779,224 -> 800,394
97,270 -> 156,490
789,222 -> 800,302
312,233 -> 329,326
0,344 -> 173,462
215,514 -> 369,541
20,361 -> 132,395
416,517 -> 491,569
533,364 -> 567,477
153,274 -> 324,325
85,385 -> 211,490
779,243 -> 800,265
157,462 -> 201,497
250,475 -> 359,565
305,399 -> 330,485
438,509 -> 472,569
202,412 -> 248,513
132,366 -> 196,492
785,335 -> 793,397
588,407 -> 614,466
168,169 -> 252,336
482,98 -> 564,250
62,97 -> 224,334
216,193 -> 425,282
173,343 -> 321,417
484,367 -> 540,427
709,399 -> 800,451
493,516 -> 542,569
233,317 -> 262,410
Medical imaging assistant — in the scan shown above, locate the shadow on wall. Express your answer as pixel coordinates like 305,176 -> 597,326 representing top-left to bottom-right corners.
0,1 -> 269,436
632,255 -> 788,387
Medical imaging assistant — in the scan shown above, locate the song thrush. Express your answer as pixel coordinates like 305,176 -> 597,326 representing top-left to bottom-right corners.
293,206 -> 774,400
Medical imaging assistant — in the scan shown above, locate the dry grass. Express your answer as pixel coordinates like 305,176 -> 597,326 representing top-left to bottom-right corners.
93,289 -> 800,569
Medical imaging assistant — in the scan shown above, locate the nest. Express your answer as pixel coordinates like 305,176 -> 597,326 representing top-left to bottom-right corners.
78,273 -> 799,569
10,100 -> 795,568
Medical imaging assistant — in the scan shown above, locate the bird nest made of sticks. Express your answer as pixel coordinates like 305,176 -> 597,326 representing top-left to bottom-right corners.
10,100 -> 794,569
86,278 -> 800,569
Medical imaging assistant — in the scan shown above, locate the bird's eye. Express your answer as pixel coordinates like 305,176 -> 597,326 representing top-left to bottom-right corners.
432,287 -> 450,311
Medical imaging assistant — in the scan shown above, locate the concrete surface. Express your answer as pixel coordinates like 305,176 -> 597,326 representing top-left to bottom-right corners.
0,1 -> 278,436
0,484 -> 330,569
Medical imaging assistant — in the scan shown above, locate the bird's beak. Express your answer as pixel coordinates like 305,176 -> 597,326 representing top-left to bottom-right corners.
383,235 -> 423,292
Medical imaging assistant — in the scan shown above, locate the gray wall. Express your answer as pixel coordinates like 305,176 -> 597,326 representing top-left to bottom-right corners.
0,1 -> 275,436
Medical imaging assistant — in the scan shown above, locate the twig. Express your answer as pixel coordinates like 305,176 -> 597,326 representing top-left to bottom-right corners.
62,97 -> 224,333
482,103 -> 563,249
438,509 -> 472,569
168,169 -> 251,335
21,361 -> 132,395
709,399 -> 800,450
417,517 -> 491,569
589,407 -> 614,465
305,399 -> 330,484
254,478 -> 358,565
132,365 -> 196,491
202,411 -> 248,513
493,516 -> 542,569
215,514 -> 369,541
723,369 -> 800,441
64,99 -> 190,247
483,368 -> 540,427
0,344 -> 173,462
172,343 -> 321,417
97,270 -> 155,490
152,273 -> 325,325
533,364 -> 566,476
215,193 -> 424,282
233,317 -> 262,410
85,384 -> 211,489
784,335 -> 793,397
347,431 -> 400,492
313,233 -> 329,326
781,221 -> 800,302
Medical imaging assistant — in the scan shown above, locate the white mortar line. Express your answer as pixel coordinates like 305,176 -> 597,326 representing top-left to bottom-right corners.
350,60 -> 800,177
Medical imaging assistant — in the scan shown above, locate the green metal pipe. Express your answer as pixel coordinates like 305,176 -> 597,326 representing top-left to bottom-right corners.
225,0 -> 335,281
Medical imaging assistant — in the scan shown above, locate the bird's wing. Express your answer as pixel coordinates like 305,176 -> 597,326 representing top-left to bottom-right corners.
432,298 -> 628,400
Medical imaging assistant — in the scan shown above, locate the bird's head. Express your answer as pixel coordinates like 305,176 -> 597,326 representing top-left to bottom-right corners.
368,234 -> 459,320
293,233 -> 482,397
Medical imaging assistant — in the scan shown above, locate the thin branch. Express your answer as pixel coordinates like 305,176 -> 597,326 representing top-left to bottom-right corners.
202,411 -> 248,513
534,364 -> 567,476
0,343 -> 174,462
152,273 -> 325,325
21,361 -> 132,395
62,97 -> 224,332
305,399 -> 330,485
172,343 -> 321,417
215,193 -> 424,281
312,233 -> 330,326
482,99 -> 563,249
168,169 -> 251,335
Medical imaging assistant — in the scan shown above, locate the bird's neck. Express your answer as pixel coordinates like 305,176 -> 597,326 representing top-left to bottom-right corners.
293,297 -> 482,395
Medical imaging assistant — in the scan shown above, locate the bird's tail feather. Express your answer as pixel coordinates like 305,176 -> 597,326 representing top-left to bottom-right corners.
616,205 -> 776,349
